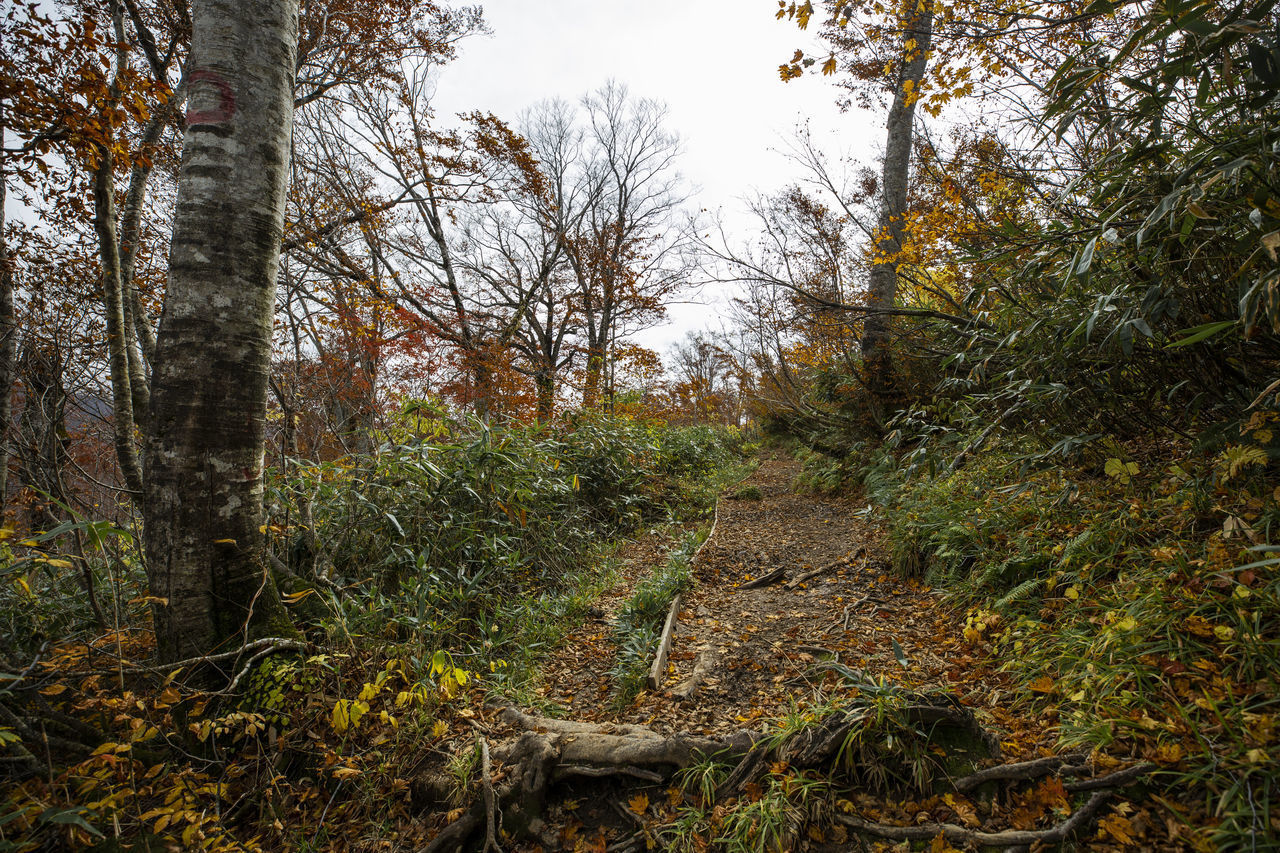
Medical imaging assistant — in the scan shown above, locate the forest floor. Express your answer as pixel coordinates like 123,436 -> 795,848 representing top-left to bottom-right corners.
460,453 -> 1137,852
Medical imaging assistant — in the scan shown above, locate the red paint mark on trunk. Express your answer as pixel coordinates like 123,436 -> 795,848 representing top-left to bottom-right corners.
186,70 -> 236,125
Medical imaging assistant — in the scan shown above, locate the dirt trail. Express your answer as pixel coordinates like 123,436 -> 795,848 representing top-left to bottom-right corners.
478,454 -> 1046,851
534,453 -> 999,737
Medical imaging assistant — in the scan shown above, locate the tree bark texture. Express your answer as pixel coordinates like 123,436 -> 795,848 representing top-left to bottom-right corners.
861,0 -> 934,402
144,0 -> 300,664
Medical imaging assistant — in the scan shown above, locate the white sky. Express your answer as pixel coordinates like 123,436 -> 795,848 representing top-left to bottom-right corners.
430,0 -> 882,355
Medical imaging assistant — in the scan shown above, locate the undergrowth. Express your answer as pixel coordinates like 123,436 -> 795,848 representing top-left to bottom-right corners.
609,529 -> 704,704
0,410 -> 748,851
796,414 -> 1280,850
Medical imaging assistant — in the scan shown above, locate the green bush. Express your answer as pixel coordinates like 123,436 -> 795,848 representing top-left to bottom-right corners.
264,412 -> 740,673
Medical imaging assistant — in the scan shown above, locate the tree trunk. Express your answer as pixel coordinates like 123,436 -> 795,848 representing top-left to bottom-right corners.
535,372 -> 555,422
144,0 -> 301,665
15,341 -> 70,532
861,0 -> 934,405
94,157 -> 147,497
582,345 -> 604,409
0,101 -> 17,516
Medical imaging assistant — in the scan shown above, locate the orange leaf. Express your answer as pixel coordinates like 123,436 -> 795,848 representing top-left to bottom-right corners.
628,793 -> 649,814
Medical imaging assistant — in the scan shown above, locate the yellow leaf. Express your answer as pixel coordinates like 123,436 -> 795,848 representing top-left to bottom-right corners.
628,793 -> 649,814
1028,676 -> 1056,694
39,683 -> 68,696
432,720 -> 449,738
332,700 -> 350,733
1098,813 -> 1136,845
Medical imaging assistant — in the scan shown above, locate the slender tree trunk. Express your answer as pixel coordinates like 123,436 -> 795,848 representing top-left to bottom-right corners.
93,157 -> 147,496
582,345 -> 604,408
0,101 -> 17,516
861,0 -> 934,404
144,0 -> 301,665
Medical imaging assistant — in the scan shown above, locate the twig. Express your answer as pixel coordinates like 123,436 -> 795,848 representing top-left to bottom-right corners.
837,789 -> 1113,846
121,637 -> 306,677
214,640 -> 306,696
0,641 -> 50,695
837,593 -> 882,630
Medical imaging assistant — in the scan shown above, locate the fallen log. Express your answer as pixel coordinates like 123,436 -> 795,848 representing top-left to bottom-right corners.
499,706 -> 747,771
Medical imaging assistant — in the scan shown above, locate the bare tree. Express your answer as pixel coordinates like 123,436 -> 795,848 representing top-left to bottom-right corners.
565,82 -> 691,407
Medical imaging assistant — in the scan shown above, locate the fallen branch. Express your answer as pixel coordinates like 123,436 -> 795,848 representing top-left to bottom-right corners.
646,594 -> 682,691
837,789 -> 1113,847
836,593 -> 883,630
786,545 -> 866,590
690,499 -> 721,568
739,567 -> 786,589
499,707 -> 747,770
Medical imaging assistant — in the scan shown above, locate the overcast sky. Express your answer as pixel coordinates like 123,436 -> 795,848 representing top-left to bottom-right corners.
431,0 -> 882,354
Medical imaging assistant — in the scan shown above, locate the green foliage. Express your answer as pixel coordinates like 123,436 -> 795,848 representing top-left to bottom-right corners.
265,413 -> 741,675
0,518 -> 142,656
857,429 -> 1280,850
608,530 -> 702,703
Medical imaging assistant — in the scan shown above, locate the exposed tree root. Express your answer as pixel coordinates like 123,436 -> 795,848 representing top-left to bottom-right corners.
954,753 -> 1089,793
421,702 -> 1153,852
837,789 -> 1113,847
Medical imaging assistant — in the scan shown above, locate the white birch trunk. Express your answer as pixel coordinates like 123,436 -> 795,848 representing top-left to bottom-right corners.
144,0 -> 300,664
